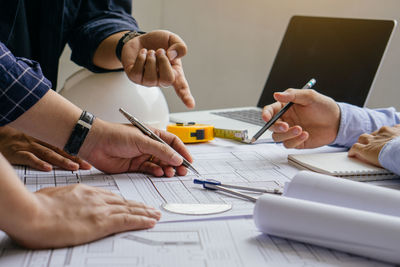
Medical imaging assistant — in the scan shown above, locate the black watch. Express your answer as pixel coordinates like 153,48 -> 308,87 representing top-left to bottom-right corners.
115,31 -> 145,61
64,111 -> 95,156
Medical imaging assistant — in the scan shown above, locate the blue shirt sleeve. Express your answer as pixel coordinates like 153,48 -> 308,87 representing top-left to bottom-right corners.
379,136 -> 400,176
0,42 -> 51,126
68,0 -> 140,73
332,102 -> 400,148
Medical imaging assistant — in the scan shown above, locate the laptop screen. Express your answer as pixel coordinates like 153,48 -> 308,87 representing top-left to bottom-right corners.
257,16 -> 396,108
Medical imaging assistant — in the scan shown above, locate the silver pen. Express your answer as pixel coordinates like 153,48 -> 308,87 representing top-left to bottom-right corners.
119,108 -> 201,176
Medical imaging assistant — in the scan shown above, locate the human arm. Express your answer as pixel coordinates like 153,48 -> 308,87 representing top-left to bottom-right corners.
0,41 -> 191,176
262,89 -> 400,149
348,125 -> 400,175
0,126 -> 91,171
261,89 -> 340,148
10,87 -> 191,176
93,30 -> 194,108
0,42 -> 193,248
0,153 -> 161,249
332,103 -> 400,147
68,1 -> 194,108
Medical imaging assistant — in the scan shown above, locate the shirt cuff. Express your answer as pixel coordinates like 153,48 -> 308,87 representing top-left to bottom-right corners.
70,19 -> 140,73
332,102 -> 373,148
379,136 -> 400,176
332,102 -> 400,148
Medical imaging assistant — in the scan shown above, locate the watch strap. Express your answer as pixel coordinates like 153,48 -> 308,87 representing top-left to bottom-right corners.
115,31 -> 145,61
64,111 -> 95,156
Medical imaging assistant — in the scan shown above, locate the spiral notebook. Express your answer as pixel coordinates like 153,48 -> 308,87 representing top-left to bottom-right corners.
288,152 -> 398,181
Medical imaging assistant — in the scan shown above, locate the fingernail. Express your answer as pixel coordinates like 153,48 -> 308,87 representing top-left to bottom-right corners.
167,50 -> 178,60
279,125 -> 286,131
43,163 -> 52,171
293,128 -> 301,135
172,154 -> 182,165
141,48 -> 147,55
148,50 -> 155,56
69,162 -> 79,169
158,49 -> 166,55
152,210 -> 162,218
147,218 -> 157,227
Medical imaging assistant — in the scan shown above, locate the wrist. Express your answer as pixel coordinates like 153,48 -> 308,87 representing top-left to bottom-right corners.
64,111 -> 95,156
2,191 -> 40,247
115,31 -> 145,61
78,118 -> 105,161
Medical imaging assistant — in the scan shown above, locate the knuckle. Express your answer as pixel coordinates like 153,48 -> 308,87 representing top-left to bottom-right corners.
357,133 -> 369,142
41,149 -> 55,159
378,126 -> 390,133
9,143 -> 23,152
307,89 -> 318,98
285,88 -> 295,94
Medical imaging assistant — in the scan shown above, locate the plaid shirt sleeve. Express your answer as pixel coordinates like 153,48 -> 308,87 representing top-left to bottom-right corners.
0,42 -> 51,126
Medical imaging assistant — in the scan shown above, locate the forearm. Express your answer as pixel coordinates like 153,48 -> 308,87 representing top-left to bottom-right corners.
8,90 -> 81,149
332,103 -> 400,147
0,154 -> 37,235
93,31 -> 128,70
68,0 -> 139,72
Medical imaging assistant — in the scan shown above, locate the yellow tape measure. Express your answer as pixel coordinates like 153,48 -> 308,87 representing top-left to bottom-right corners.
167,122 -> 248,143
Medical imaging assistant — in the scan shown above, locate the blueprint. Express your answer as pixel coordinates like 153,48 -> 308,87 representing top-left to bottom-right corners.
4,140 -> 385,266
16,166 -> 121,196
113,142 -> 299,222
0,219 -> 388,267
14,142 -> 345,224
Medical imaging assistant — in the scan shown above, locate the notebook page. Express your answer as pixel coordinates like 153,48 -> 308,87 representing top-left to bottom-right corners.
288,152 -> 392,176
284,170 -> 400,217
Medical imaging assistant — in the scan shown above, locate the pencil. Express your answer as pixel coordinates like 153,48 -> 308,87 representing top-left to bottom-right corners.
250,79 -> 316,143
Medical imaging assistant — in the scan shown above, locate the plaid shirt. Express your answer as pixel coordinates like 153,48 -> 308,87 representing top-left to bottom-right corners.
0,42 -> 51,126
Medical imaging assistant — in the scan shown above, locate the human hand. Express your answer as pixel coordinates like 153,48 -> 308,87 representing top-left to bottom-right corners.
9,184 -> 160,249
0,126 -> 91,171
348,125 -> 400,166
79,119 -> 192,176
262,89 -> 340,149
121,30 -> 195,108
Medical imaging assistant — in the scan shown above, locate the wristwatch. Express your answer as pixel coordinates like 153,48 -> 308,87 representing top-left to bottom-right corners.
115,31 -> 145,61
63,111 -> 95,156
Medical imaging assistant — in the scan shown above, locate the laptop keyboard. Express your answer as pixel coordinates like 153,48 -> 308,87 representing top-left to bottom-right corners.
211,109 -> 265,126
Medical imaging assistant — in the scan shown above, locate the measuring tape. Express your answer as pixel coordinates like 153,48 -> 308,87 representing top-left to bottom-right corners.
167,122 -> 248,143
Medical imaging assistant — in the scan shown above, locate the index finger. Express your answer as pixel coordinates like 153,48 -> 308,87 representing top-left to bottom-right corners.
172,61 -> 195,108
154,128 -> 193,163
348,143 -> 364,157
262,101 -> 285,122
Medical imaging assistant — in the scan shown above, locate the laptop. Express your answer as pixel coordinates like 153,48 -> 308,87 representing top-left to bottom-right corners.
170,16 -> 396,142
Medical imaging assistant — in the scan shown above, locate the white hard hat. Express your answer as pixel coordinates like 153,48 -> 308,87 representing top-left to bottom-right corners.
59,69 -> 169,129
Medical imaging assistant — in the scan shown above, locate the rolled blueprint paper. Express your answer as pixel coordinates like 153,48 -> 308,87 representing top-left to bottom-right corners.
253,194 -> 400,264
285,171 -> 400,217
